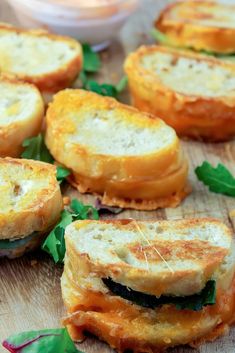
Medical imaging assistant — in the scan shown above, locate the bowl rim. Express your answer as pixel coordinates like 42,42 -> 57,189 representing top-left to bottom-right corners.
9,0 -> 137,10
7,0 -> 139,19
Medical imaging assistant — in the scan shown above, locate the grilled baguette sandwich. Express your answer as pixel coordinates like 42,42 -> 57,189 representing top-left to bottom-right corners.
0,23 -> 82,93
45,89 -> 189,210
125,45 -> 235,141
62,219 -> 235,353
155,1 -> 235,55
0,77 -> 44,157
0,158 -> 63,258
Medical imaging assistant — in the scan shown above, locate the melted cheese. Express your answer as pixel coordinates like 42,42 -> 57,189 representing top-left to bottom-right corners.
70,159 -> 189,210
63,276 -> 235,352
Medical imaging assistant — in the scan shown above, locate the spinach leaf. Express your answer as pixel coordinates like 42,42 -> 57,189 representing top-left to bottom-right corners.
103,278 -> 216,311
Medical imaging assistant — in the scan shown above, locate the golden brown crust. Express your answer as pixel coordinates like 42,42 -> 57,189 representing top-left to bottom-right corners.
46,89 -> 189,210
0,24 -> 83,93
68,160 -> 190,210
65,218 -> 234,297
0,158 -> 63,239
0,77 -> 44,157
45,89 -> 182,180
155,1 -> 235,54
124,45 -> 235,141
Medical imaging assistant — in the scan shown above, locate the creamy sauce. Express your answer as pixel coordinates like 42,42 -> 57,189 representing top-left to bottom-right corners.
46,0 -> 118,7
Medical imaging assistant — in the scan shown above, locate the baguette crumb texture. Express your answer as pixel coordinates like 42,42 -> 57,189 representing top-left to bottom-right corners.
125,45 -> 235,141
0,77 -> 44,157
70,109 -> 175,156
65,219 -> 235,297
140,51 -> 235,98
0,158 -> 63,239
156,1 -> 235,53
46,89 -> 189,209
0,23 -> 83,93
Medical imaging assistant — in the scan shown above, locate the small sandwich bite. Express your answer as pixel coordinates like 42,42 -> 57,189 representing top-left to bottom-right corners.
62,219 -> 235,353
124,45 -> 235,141
0,158 -> 63,258
0,77 -> 44,157
45,89 -> 189,210
0,23 -> 83,93
155,1 -> 235,55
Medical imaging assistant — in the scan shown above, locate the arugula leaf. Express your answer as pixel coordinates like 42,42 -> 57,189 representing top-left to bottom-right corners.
116,76 -> 128,93
82,43 -> 101,73
71,199 -> 99,220
79,70 -> 88,87
42,200 -> 99,263
80,75 -> 127,98
195,162 -> 235,196
150,28 -> 174,46
79,43 -> 127,98
103,278 -> 216,312
42,210 -> 73,263
86,80 -> 118,97
21,134 -> 53,163
21,134 -> 70,184
2,328 -> 82,353
56,165 -> 71,184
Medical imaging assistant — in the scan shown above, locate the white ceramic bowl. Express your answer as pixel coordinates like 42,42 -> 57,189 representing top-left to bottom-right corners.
6,0 -> 139,50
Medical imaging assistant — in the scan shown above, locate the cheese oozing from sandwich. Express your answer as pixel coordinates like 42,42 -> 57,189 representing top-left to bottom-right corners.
62,219 -> 235,352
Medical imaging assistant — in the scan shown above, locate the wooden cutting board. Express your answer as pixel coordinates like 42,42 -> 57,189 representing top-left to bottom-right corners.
0,1 -> 235,352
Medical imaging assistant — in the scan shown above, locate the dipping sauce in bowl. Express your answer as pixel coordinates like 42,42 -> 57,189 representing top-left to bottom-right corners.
6,0 -> 139,50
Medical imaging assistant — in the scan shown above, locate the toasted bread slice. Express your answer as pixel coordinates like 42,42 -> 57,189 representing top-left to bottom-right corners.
0,23 -> 82,93
62,219 -> 235,352
64,219 -> 235,297
45,89 -> 189,210
0,158 -> 63,257
0,77 -> 44,157
155,1 -> 235,54
125,45 -> 235,141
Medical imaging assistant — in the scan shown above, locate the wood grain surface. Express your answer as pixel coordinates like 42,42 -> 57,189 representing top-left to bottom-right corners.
0,1 -> 235,352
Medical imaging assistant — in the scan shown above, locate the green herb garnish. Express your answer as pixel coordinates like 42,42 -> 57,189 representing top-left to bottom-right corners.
150,28 -> 174,46
80,44 -> 127,98
82,43 -> 101,73
42,210 -> 73,264
103,278 -> 216,311
2,327 -> 82,353
21,134 -> 53,163
21,134 -> 71,184
151,28 -> 235,61
80,72 -> 127,98
56,165 -> 71,184
42,200 -> 99,263
195,161 -> 235,197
